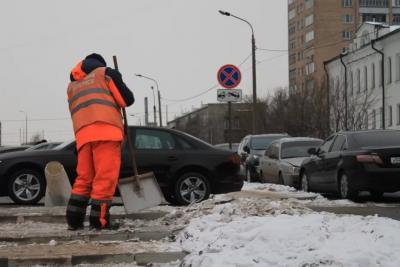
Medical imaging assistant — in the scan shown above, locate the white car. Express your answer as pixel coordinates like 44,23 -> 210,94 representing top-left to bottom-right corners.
258,137 -> 323,187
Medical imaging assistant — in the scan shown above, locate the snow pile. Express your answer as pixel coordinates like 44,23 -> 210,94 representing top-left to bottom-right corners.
242,182 -> 298,192
179,212 -> 400,267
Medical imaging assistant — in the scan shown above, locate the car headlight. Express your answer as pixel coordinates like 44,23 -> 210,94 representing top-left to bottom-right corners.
287,166 -> 300,175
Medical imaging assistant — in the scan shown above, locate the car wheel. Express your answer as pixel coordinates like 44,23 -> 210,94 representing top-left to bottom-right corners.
370,190 -> 384,200
8,169 -> 45,204
278,172 -> 284,185
301,172 -> 309,192
174,172 -> 210,205
338,172 -> 357,199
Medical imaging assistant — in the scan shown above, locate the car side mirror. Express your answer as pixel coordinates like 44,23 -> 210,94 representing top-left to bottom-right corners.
308,147 -> 317,155
244,146 -> 250,153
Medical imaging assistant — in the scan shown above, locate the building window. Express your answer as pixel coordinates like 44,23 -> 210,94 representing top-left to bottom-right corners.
364,113 -> 369,129
288,0 -> 294,5
342,31 -> 353,40
289,69 -> 296,79
394,15 -> 400,25
387,57 -> 392,84
362,14 -> 387,23
380,107 -> 384,128
289,54 -> 296,65
357,69 -> 361,93
396,54 -> 400,81
359,0 -> 389,8
389,105 -> 393,126
395,0 -> 400,6
342,0 -> 353,7
397,104 -> 400,125
305,30 -> 314,42
342,14 -> 353,24
290,41 -> 296,49
350,71 -> 354,95
289,9 -> 296,20
306,79 -> 315,90
305,0 -> 314,9
289,25 -> 296,35
364,66 -> 368,91
372,110 -> 376,129
371,63 -> 375,89
306,62 -> 315,75
305,14 -> 314,27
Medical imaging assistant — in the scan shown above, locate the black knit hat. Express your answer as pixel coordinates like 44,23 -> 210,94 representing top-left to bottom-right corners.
85,53 -> 107,66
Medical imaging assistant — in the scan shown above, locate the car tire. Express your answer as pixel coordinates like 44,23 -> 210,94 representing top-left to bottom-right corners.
278,172 -> 284,185
174,172 -> 211,205
8,169 -> 45,204
338,172 -> 357,199
300,172 -> 309,192
370,190 -> 384,200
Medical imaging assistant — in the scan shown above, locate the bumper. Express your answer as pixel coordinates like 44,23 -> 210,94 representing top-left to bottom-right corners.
213,173 -> 244,194
348,165 -> 400,192
283,173 -> 300,188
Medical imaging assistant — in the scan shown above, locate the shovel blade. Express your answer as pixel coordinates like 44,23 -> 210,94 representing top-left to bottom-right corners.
118,172 -> 164,214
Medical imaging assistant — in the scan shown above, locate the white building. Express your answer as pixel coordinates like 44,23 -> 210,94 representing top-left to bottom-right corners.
325,22 -> 400,131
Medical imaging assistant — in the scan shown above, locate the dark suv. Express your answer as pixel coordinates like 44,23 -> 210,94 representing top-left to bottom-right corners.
238,134 -> 289,182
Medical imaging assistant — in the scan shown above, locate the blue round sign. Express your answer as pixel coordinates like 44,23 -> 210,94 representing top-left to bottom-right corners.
217,64 -> 241,89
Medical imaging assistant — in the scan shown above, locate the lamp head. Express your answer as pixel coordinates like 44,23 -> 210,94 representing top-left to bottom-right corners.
219,10 -> 231,16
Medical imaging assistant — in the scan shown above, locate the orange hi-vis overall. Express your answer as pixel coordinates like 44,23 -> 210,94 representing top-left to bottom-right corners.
67,67 -> 125,229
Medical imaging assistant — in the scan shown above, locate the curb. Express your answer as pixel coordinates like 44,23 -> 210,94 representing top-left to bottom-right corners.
0,230 -> 171,245
0,211 -> 167,224
0,251 -> 187,267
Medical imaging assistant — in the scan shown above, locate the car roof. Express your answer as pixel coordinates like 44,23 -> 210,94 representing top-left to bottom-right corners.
278,137 -> 323,144
245,133 -> 289,139
337,129 -> 400,135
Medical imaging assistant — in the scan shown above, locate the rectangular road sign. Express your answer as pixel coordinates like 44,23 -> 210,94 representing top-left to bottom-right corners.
217,89 -> 242,102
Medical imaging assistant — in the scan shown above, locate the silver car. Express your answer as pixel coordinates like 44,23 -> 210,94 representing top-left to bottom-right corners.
258,137 -> 323,187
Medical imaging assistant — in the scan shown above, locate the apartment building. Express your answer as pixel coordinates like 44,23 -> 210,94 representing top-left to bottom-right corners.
325,22 -> 400,131
288,0 -> 400,93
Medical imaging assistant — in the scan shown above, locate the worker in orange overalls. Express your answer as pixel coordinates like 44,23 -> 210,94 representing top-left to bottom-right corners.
66,53 -> 134,230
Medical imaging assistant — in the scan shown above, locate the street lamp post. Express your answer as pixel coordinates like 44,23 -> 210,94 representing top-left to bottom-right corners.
19,110 -> 28,144
219,10 -> 257,134
150,86 -> 157,126
135,74 -> 163,127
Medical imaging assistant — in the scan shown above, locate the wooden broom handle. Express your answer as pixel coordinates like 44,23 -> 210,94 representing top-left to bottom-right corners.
113,56 -> 140,178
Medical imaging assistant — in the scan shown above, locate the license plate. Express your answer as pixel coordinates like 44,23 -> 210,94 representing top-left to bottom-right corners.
390,157 -> 400,164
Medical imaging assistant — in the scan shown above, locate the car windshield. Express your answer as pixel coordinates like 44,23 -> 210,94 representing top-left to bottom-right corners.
53,140 -> 74,150
281,141 -> 322,159
351,131 -> 400,148
251,136 -> 283,150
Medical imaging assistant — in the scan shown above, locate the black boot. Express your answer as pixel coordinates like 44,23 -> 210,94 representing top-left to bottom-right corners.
66,194 -> 89,230
89,200 -> 118,230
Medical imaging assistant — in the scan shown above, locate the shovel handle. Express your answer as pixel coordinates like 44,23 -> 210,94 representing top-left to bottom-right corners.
113,56 -> 141,186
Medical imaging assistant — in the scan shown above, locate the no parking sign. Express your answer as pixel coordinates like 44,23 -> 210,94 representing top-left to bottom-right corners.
217,64 -> 241,89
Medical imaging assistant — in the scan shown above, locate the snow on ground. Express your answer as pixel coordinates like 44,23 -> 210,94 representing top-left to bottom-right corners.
242,182 -> 360,207
177,203 -> 400,267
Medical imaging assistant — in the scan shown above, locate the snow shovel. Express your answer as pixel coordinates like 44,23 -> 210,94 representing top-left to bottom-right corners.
113,56 -> 164,213
44,161 -> 72,206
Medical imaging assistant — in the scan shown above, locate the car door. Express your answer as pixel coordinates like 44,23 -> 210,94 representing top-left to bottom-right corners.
309,135 -> 336,190
120,128 -> 184,189
321,134 -> 347,192
262,142 -> 280,182
268,143 -> 281,183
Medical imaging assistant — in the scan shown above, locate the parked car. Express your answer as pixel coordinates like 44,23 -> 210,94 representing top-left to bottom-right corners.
300,130 -> 400,199
0,145 -> 31,154
238,133 -> 289,182
214,143 -> 240,153
259,137 -> 323,187
25,142 -> 62,151
0,126 -> 243,205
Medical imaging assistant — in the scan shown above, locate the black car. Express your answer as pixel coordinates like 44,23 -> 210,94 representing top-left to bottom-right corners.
300,130 -> 400,199
238,133 -> 289,182
0,126 -> 243,205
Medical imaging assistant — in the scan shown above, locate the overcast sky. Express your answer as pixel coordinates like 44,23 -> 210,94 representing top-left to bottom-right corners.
0,0 -> 288,145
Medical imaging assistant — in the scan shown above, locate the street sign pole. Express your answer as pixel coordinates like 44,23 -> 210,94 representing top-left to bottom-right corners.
228,101 -> 232,150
